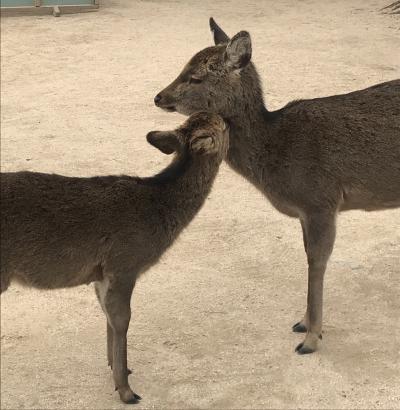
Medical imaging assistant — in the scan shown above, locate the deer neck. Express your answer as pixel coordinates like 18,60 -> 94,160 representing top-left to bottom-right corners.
150,152 -> 221,233
223,68 -> 275,183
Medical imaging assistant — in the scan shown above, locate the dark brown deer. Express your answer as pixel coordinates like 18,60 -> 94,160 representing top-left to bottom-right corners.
154,18 -> 400,355
0,112 -> 228,403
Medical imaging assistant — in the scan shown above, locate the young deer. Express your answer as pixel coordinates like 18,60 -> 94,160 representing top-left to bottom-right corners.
0,112 -> 228,403
154,18 -> 400,354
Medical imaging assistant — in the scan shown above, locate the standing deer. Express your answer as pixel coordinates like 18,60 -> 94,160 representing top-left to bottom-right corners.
0,112 -> 229,403
154,18 -> 400,354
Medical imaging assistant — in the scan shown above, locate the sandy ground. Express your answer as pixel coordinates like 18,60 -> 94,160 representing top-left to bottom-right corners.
1,1 -> 400,408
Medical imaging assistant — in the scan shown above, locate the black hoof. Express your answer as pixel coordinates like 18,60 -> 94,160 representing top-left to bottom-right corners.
124,393 -> 141,404
117,389 -> 142,404
292,321 -> 307,333
124,395 -> 140,405
295,342 -> 315,355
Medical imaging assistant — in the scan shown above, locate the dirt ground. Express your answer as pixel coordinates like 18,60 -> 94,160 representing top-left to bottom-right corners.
1,0 -> 399,409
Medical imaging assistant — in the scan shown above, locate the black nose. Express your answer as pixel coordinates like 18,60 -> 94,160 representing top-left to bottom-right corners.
154,94 -> 162,105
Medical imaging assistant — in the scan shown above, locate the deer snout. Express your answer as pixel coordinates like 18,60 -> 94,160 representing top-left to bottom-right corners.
154,94 -> 162,106
153,91 -> 177,112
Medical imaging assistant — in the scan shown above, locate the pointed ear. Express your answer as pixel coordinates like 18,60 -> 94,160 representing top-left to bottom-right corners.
225,31 -> 252,70
209,17 -> 230,45
190,135 -> 215,154
146,131 -> 180,155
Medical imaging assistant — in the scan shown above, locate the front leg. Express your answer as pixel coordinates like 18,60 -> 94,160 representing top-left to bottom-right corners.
104,279 -> 141,404
107,322 -> 113,368
292,220 -> 309,334
107,322 -> 132,375
95,281 -> 114,367
295,212 -> 336,354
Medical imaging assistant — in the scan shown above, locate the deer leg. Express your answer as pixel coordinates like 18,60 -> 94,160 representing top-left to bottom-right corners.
300,218 -> 308,254
107,322 -> 132,375
107,322 -> 113,368
95,281 -> 113,368
292,219 -> 309,333
104,279 -> 141,404
0,270 -> 11,294
95,281 -> 132,375
295,212 -> 336,354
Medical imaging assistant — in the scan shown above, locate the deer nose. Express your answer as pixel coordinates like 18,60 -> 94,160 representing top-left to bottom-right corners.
154,94 -> 162,105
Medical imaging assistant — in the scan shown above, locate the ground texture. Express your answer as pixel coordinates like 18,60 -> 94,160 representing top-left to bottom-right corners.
1,0 -> 399,408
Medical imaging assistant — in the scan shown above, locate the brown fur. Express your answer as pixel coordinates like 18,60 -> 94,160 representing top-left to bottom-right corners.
0,112 -> 228,403
155,18 -> 400,354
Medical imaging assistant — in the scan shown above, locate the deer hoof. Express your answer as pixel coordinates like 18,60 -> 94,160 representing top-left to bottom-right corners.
118,387 -> 141,404
292,321 -> 307,333
295,342 -> 316,355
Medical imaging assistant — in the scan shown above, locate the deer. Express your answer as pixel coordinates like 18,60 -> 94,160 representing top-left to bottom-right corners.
154,18 -> 400,355
0,112 -> 229,403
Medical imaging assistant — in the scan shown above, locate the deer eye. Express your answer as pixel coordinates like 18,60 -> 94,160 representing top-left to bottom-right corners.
189,76 -> 203,85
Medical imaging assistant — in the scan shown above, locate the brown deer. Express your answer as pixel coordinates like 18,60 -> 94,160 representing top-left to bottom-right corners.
0,112 -> 229,403
154,18 -> 400,354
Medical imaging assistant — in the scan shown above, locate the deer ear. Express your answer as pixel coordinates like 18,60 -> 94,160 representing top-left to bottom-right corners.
190,136 -> 215,154
225,31 -> 252,70
209,17 -> 230,45
146,131 -> 180,155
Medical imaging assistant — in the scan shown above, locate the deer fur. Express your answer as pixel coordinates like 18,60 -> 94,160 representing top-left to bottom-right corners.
0,112 -> 229,403
154,18 -> 400,354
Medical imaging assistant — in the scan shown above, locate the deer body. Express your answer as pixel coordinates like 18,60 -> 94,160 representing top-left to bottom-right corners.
226,80 -> 400,217
0,112 -> 228,403
155,19 -> 400,354
2,166 -> 213,290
